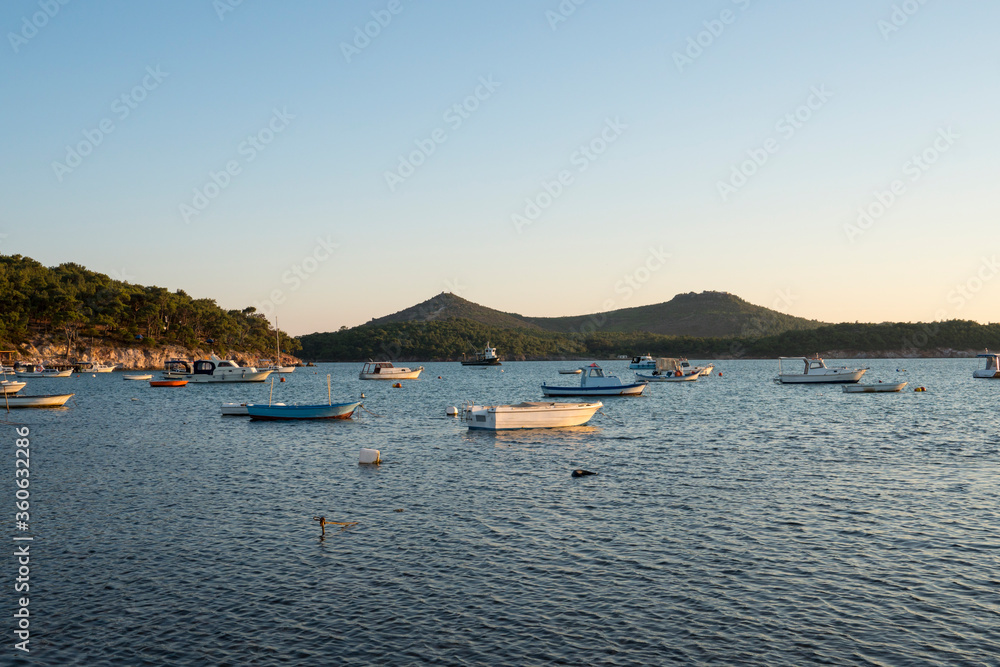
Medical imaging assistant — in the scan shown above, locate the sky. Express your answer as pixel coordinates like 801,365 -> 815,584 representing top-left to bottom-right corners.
2,0 -> 999,336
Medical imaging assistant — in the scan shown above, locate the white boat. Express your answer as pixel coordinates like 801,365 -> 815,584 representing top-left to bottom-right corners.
558,369 -> 582,374
628,354 -> 656,370
635,358 -> 700,382
359,361 -> 424,380
162,355 -> 272,383
463,401 -> 603,430
93,363 -> 116,373
1,393 -> 74,408
776,356 -> 866,384
843,382 -> 908,393
123,374 -> 153,381
973,352 -> 1000,379
679,359 -> 715,376
542,363 -> 647,396
1,380 -> 26,394
15,364 -> 72,378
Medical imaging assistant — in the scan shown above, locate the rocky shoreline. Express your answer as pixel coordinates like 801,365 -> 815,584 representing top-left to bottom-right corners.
13,339 -> 301,371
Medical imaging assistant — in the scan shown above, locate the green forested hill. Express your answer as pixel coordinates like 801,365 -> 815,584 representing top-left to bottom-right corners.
363,290 -> 824,338
0,254 -> 300,356
298,318 -> 1000,362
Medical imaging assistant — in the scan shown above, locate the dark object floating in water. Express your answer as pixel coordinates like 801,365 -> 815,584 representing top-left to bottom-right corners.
572,469 -> 597,477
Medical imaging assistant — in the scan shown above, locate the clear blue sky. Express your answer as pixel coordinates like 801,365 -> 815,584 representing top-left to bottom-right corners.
3,0 -> 999,335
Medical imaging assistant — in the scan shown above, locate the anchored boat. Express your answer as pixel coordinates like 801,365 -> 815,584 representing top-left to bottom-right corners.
162,355 -> 272,383
15,364 -> 72,378
843,382 -> 908,393
461,343 -> 501,366
628,354 -> 656,370
776,356 -> 866,384
973,352 -> 1000,379
359,361 -> 423,380
542,363 -> 647,396
1,393 -> 74,408
636,358 -> 700,382
463,401 -> 603,430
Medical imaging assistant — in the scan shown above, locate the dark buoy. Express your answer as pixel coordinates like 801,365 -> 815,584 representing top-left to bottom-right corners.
571,469 -> 597,478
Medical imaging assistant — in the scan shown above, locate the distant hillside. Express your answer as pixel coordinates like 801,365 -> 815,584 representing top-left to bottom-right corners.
363,291 -> 824,338
524,291 -> 825,337
366,292 -> 541,330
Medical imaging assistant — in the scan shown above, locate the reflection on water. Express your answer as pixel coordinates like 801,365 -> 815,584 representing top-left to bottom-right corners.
17,359 -> 1000,665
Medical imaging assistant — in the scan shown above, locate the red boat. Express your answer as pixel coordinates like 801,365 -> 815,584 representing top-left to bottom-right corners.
149,380 -> 188,387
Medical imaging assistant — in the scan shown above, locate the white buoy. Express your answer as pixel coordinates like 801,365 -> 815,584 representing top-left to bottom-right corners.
446,406 -> 459,417
359,448 -> 381,465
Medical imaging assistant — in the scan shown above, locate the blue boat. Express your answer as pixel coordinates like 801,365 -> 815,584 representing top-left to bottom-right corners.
542,363 -> 647,397
247,401 -> 361,421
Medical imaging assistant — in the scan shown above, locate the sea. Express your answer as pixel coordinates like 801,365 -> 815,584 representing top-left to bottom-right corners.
7,359 -> 999,666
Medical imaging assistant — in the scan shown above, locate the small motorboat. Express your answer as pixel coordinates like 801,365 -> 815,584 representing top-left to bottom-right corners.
150,380 -> 188,387
843,382 -> 908,393
15,364 -> 73,378
558,369 -> 582,374
359,361 -> 423,380
679,358 -> 715,376
635,358 -> 700,382
776,356 -> 866,384
973,352 -> 1000,379
123,374 -> 153,381
1,393 -> 74,408
162,355 -> 272,383
463,401 -> 603,430
628,354 -> 656,370
542,363 -> 646,397
1,380 -> 26,394
246,402 -> 361,420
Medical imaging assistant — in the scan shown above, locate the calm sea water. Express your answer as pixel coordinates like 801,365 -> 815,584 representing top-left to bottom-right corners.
8,359 -> 1000,666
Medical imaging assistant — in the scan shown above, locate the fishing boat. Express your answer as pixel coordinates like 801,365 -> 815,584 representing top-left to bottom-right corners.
973,352 -> 1000,379
1,380 -> 26,394
463,401 -> 603,430
635,358 -> 700,382
15,364 -> 72,378
123,374 -> 153,381
558,369 -> 582,374
162,355 -> 272,383
93,363 -> 117,373
1,393 -> 74,408
461,343 -> 501,366
359,361 -> 423,380
843,382 -> 908,393
628,354 -> 656,370
246,374 -> 360,420
542,363 -> 647,397
150,380 -> 188,387
776,356 -> 866,384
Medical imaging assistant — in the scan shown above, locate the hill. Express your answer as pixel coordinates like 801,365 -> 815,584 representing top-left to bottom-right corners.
525,291 -> 824,337
366,292 -> 541,330
363,290 -> 824,338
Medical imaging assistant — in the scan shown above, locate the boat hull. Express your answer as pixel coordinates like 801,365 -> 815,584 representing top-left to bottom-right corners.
123,375 -> 153,381
150,380 -> 188,387
465,401 -> 602,430
461,359 -> 501,366
247,402 -> 361,420
162,372 -> 272,383
973,370 -> 1000,378
541,382 -> 647,396
2,393 -> 74,408
16,370 -> 72,378
778,370 -> 866,384
843,382 -> 907,393
635,372 -> 699,383
1,381 -> 26,394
